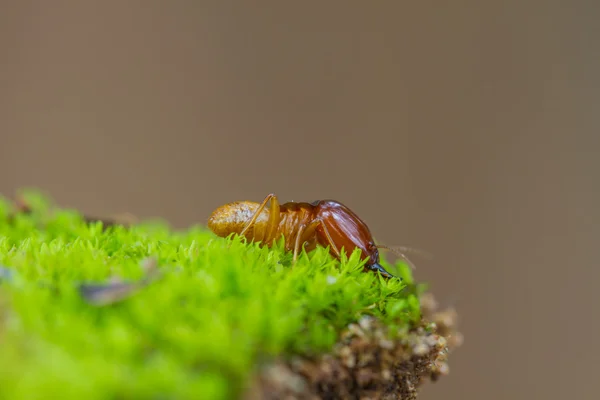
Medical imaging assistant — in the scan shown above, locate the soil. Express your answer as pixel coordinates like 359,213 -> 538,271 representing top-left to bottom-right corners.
245,292 -> 462,400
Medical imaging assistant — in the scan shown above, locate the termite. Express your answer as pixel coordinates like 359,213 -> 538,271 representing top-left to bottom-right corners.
208,193 -> 421,279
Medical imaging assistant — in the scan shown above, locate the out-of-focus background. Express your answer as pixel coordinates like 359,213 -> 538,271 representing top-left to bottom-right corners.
1,2 -> 598,399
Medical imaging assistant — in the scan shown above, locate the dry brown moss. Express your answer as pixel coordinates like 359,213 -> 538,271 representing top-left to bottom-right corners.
245,292 -> 462,400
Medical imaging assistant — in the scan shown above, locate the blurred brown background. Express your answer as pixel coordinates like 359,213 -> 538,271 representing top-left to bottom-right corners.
1,1 -> 598,399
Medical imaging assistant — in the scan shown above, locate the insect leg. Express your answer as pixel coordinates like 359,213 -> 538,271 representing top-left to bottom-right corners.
265,194 -> 281,245
289,219 -> 321,264
239,193 -> 275,238
313,218 -> 342,258
292,224 -> 307,264
300,219 -> 320,244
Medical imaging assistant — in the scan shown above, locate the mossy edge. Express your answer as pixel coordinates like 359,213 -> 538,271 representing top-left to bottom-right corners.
0,190 -> 459,399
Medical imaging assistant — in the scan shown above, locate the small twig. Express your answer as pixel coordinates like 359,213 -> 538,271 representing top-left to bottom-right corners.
0,265 -> 16,283
78,281 -> 145,306
78,257 -> 162,306
1,258 -> 162,307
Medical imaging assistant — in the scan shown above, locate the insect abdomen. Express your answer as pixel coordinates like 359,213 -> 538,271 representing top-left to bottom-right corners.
207,201 -> 268,238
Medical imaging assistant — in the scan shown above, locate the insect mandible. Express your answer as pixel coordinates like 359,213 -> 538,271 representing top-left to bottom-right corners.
208,193 -> 420,279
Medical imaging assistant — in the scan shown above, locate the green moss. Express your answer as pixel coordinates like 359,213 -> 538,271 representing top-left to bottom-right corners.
0,190 -> 424,400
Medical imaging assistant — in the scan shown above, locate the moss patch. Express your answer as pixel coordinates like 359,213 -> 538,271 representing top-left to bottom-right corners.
0,190 -> 437,399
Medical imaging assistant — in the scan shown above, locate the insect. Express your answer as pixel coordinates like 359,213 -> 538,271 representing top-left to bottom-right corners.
208,193 -> 422,279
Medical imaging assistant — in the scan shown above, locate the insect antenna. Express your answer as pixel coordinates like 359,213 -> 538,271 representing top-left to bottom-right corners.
375,245 -> 433,270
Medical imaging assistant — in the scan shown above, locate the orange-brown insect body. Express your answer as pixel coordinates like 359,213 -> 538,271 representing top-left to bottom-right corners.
208,200 -> 318,252
208,194 -> 397,278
